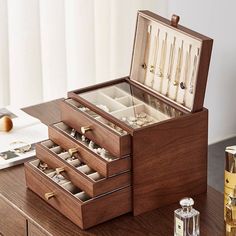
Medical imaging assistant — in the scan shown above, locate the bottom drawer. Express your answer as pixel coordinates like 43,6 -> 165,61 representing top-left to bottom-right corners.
0,197 -> 27,236
25,159 -> 132,229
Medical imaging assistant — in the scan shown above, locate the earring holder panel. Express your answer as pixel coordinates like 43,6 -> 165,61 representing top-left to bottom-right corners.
130,11 -> 213,112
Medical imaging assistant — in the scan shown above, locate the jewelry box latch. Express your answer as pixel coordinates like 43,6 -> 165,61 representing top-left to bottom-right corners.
171,14 -> 180,28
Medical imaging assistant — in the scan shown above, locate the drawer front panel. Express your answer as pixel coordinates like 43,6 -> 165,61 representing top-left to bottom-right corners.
49,123 -> 131,177
25,161 -> 83,228
28,222 -> 49,236
25,161 -> 132,229
0,197 -> 27,236
60,99 -> 131,157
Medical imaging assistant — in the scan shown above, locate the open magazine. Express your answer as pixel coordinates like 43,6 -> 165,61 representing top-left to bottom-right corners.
0,107 -> 48,169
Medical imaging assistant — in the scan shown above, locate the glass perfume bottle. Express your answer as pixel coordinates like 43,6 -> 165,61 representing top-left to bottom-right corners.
226,191 -> 236,236
174,197 -> 200,236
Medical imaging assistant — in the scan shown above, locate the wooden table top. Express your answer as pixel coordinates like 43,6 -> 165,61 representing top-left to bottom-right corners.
0,100 -> 225,235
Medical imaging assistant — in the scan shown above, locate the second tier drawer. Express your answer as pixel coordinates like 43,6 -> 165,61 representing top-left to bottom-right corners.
60,99 -> 131,157
25,160 -> 132,229
36,140 -> 131,197
48,122 -> 131,177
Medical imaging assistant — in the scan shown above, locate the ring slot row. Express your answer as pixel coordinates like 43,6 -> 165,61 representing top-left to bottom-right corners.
39,140 -> 106,182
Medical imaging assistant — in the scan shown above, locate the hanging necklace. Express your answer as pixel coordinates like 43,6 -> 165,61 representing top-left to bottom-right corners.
173,41 -> 184,100
141,25 -> 152,71
166,37 -> 176,95
158,32 -> 168,78
149,29 -> 160,75
152,32 -> 167,91
173,40 -> 184,86
189,48 -> 199,94
180,44 -> 192,90
144,28 -> 160,87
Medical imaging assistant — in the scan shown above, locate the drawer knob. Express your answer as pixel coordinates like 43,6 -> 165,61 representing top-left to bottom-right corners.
81,126 -> 92,134
45,192 -> 55,200
68,147 -> 79,156
55,167 -> 65,174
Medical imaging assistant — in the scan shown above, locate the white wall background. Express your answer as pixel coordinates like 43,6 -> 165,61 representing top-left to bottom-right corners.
168,0 -> 236,143
0,0 -> 235,143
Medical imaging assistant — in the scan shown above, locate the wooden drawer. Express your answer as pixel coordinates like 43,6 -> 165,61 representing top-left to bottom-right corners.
48,122 -> 131,177
0,197 -> 27,236
36,141 -> 131,197
60,99 -> 131,157
25,160 -> 132,229
28,222 -> 48,236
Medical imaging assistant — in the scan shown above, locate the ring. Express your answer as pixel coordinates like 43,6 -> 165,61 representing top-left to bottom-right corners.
38,161 -> 48,171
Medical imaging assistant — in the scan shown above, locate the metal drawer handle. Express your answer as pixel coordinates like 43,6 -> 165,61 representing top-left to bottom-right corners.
45,192 -> 55,200
55,167 -> 65,175
81,126 -> 92,134
68,147 -> 79,157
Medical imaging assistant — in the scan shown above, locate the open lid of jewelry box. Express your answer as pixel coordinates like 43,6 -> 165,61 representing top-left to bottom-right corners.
130,11 -> 213,112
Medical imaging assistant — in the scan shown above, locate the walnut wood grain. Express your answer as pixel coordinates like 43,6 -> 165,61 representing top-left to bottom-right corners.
28,222 -> 48,236
0,100 -> 225,235
48,123 -> 131,177
0,196 -> 27,236
132,108 -> 208,215
25,162 -> 132,229
36,143 -> 131,197
0,165 -> 225,235
23,99 -> 62,125
60,99 -> 131,158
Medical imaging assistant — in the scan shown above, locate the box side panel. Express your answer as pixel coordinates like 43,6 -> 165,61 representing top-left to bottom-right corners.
132,109 -> 208,215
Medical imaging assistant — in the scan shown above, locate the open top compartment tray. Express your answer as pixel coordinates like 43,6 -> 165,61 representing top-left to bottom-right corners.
68,79 -> 185,135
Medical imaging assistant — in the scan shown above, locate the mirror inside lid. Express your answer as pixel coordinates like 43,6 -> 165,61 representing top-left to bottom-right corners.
130,11 -> 213,112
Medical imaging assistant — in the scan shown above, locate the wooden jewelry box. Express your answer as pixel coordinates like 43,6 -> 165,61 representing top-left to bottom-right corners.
24,10 -> 213,229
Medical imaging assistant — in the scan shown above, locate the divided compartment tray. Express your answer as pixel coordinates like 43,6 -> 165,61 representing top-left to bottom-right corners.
59,98 -> 131,157
48,122 -> 131,177
68,79 -> 186,135
36,140 -> 131,197
25,159 -> 132,229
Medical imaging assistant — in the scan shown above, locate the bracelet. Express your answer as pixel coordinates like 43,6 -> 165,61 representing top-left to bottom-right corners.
9,141 -> 31,154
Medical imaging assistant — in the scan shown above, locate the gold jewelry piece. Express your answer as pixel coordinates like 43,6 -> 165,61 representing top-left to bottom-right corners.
149,29 -> 160,74
9,141 -> 31,153
156,32 -> 168,78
